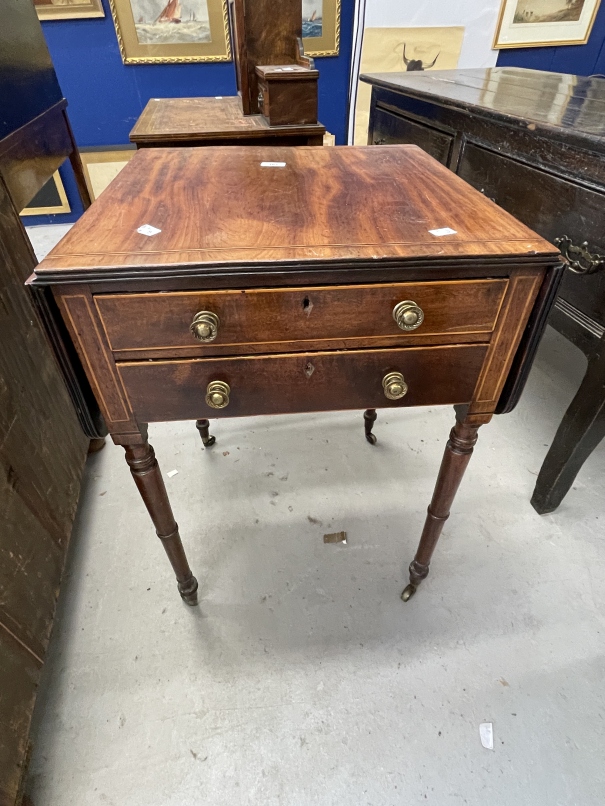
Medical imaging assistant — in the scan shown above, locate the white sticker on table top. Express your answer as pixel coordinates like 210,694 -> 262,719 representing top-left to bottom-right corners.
137,224 -> 162,237
215,96 -> 223,99
260,161 -> 287,168
429,227 -> 457,237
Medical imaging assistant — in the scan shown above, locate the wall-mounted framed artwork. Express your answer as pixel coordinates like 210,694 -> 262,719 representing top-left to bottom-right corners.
20,172 -> 70,216
302,0 -> 341,57
109,0 -> 231,63
34,0 -> 105,21
80,147 -> 136,200
494,0 -> 602,47
353,27 -> 465,144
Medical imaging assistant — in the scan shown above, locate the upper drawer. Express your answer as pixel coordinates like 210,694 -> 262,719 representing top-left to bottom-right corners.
370,107 -> 453,165
95,280 -> 507,354
457,143 -> 605,322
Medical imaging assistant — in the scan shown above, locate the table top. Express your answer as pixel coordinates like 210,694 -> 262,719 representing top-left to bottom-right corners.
361,67 -> 605,144
33,144 -> 556,284
129,96 -> 325,144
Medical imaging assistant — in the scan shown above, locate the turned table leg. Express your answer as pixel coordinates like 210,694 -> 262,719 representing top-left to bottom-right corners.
196,418 -> 216,448
402,407 -> 491,601
364,409 -> 378,445
124,440 -> 198,605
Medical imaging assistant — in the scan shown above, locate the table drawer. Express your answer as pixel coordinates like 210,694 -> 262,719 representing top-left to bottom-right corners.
117,344 -> 488,422
96,280 -> 507,354
371,107 -> 454,164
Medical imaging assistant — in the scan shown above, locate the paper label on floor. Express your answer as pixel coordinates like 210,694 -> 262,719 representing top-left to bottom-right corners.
479,722 -> 494,750
260,162 -> 287,168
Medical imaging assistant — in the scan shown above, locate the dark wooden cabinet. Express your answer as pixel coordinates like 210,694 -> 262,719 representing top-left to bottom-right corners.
0,2 -> 97,802
362,67 -> 605,513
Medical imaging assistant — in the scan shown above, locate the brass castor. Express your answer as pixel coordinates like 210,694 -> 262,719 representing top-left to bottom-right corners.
196,418 -> 216,448
178,576 -> 199,606
366,432 -> 377,445
401,584 -> 417,602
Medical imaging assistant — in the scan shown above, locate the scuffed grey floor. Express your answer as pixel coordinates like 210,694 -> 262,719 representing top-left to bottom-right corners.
25,226 -> 605,805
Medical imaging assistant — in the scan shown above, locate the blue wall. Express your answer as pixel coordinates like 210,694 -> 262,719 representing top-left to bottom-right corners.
28,0 -> 354,225
497,0 -> 605,76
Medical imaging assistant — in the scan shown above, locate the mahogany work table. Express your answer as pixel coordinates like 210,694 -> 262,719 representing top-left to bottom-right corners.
130,96 -> 326,148
30,145 -> 562,606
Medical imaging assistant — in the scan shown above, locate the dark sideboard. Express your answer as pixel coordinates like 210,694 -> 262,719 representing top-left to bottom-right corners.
362,67 -> 605,514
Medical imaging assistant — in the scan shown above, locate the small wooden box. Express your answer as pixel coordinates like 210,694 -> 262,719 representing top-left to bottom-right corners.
256,64 -> 319,126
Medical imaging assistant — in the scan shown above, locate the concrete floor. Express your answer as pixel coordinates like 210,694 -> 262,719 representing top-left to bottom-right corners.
24,226 -> 605,805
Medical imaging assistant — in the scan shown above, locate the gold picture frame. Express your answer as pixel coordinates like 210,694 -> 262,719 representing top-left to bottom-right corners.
494,0 -> 602,48
302,0 -> 340,57
80,148 -> 137,201
20,172 -> 70,216
34,0 -> 104,20
109,0 -> 231,64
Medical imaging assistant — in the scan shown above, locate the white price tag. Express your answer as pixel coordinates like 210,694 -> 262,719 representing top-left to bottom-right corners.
137,224 -> 161,237
429,227 -> 457,237
260,161 -> 287,168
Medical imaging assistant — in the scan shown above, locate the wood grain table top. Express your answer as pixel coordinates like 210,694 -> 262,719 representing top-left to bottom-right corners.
33,145 -> 557,283
129,96 -> 325,144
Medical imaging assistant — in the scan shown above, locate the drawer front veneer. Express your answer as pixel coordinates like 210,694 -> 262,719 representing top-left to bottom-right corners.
96,280 -> 507,354
117,344 -> 488,422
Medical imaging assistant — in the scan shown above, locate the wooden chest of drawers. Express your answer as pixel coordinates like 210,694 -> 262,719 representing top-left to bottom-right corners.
361,67 -> 605,514
30,144 -> 561,608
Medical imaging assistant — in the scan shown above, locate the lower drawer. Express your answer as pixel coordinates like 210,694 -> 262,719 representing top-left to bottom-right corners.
117,345 -> 488,421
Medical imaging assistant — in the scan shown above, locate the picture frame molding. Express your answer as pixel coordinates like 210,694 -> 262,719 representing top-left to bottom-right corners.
303,0 -> 341,58
34,0 -> 105,21
493,0 -> 602,48
80,147 -> 137,201
20,171 -> 70,216
109,0 -> 231,64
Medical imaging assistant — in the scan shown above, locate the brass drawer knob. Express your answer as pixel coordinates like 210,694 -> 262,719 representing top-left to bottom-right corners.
190,311 -> 219,342
393,300 -> 424,331
206,380 -> 230,409
383,372 -> 408,401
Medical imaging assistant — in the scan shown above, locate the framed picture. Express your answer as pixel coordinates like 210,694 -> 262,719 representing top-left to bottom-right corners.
80,148 -> 136,201
34,0 -> 105,21
109,0 -> 231,63
20,172 -> 70,216
494,0 -> 602,48
352,27 -> 464,144
302,0 -> 340,57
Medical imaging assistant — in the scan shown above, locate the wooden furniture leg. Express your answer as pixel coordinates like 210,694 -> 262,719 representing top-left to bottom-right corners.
402,407 -> 491,601
364,408 -> 378,444
123,438 -> 198,605
531,340 -> 605,514
196,418 -> 216,447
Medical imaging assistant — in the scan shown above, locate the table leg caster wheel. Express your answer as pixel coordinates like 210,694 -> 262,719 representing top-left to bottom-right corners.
196,419 -> 215,448
178,576 -> 199,606
365,433 -> 377,445
401,584 -> 417,602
